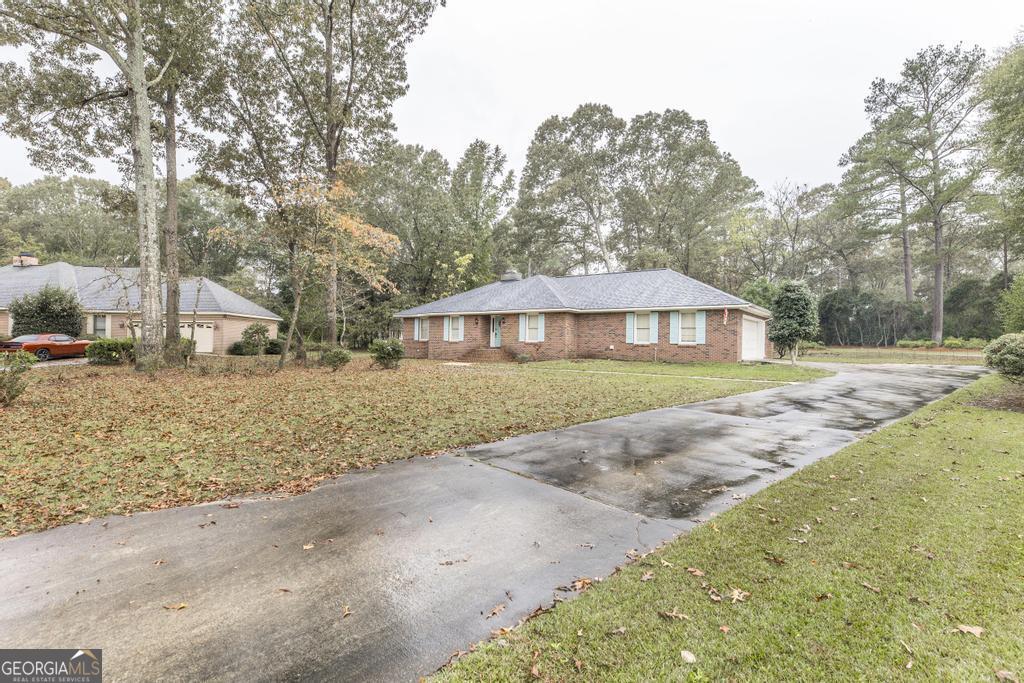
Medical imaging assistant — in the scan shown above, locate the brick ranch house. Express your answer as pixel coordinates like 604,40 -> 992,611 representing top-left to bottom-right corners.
396,268 -> 772,363
0,254 -> 281,354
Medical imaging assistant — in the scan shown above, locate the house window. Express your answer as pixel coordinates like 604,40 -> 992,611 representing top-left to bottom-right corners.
93,314 -> 107,338
634,313 -> 651,344
415,317 -> 429,341
447,315 -> 464,342
526,314 -> 541,342
679,312 -> 696,343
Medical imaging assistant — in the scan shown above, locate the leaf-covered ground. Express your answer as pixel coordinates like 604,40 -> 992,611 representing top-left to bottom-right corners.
439,374 -> 1024,682
0,358 -> 779,536
531,359 -> 832,382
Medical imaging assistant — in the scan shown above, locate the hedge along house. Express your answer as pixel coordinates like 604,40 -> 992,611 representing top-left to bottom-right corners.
0,255 -> 282,354
396,268 -> 772,363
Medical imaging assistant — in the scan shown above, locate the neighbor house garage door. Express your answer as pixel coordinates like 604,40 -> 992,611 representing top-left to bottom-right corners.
130,321 -> 215,354
741,316 -> 766,361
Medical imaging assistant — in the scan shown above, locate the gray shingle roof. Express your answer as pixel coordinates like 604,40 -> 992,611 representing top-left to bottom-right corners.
397,269 -> 756,316
0,262 -> 282,320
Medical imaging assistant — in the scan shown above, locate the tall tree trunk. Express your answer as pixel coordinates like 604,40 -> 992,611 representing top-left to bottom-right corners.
325,236 -> 338,345
899,180 -> 913,303
1003,233 -> 1010,290
931,216 -> 944,343
128,38 -> 163,369
279,282 -> 303,370
162,86 -> 182,360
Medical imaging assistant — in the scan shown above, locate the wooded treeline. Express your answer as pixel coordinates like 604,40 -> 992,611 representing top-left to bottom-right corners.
1,2 -> 1022,357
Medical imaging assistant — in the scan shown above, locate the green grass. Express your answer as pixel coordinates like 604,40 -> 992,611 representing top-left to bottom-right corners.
439,374 -> 1024,682
530,358 -> 833,382
802,346 -> 985,366
0,358 -> 780,536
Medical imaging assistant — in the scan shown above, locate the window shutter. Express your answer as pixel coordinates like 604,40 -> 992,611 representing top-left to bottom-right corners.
669,311 -> 680,344
518,314 -> 526,342
695,310 -> 707,344
649,311 -> 659,344
443,316 -> 451,341
413,318 -> 420,341
626,312 -> 635,344
86,315 -> 94,335
537,313 -> 545,341
457,316 -> 465,341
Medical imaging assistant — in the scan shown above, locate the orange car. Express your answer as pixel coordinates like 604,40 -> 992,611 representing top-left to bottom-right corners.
0,334 -> 92,361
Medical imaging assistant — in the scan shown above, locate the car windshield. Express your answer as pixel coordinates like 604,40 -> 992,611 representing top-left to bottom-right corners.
10,335 -> 39,342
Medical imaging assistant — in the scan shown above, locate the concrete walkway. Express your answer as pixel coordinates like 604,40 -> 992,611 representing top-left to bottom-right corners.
0,363 -> 985,681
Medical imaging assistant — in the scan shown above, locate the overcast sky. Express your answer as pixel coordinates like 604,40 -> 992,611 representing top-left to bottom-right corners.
1,0 -> 1022,191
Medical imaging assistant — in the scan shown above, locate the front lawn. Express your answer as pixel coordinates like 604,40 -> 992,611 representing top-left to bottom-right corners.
440,374 -> 1024,682
531,358 -> 832,382
0,358 -> 780,536
801,346 -> 985,365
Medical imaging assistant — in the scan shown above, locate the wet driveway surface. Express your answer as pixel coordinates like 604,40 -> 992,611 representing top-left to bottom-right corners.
464,363 -> 986,521
0,363 -> 984,681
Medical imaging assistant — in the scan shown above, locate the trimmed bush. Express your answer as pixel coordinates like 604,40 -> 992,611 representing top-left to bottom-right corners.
965,337 -> 988,349
514,353 -> 532,364
943,337 -> 965,348
265,338 -> 284,355
227,340 -> 252,356
320,347 -> 352,371
241,323 -> 270,355
0,350 -> 36,407
368,338 -> 404,369
984,333 -> 1024,381
797,340 -> 824,350
85,338 -> 136,365
9,285 -> 84,336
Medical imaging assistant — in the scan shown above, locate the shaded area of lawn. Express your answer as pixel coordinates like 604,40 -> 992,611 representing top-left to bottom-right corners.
0,358 -> 777,536
530,358 -> 832,382
802,346 -> 985,365
440,374 -> 1024,682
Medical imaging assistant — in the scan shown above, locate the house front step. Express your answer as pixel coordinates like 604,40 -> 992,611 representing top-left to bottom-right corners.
460,347 -> 514,363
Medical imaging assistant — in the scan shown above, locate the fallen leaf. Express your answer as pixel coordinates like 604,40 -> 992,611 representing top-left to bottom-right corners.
608,626 -> 627,636
658,608 -> 689,621
686,567 -> 705,577
680,650 -> 697,664
220,502 -> 240,509
995,671 -> 1018,682
719,625 -> 730,634
153,559 -> 166,566
162,602 -> 188,611
342,605 -> 353,618
530,664 -> 540,679
640,571 -> 655,582
729,588 -> 750,604
302,543 -> 315,550
660,558 -> 673,567
815,593 -> 833,601
862,582 -> 881,594
277,588 -> 291,593
486,603 -> 506,619
574,658 -> 584,672
954,624 -> 983,638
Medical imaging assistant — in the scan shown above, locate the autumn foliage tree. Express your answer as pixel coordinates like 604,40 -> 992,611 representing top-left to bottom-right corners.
263,179 -> 399,369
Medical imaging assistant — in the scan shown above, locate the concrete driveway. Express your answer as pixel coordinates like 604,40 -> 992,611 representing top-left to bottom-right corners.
0,363 -> 984,681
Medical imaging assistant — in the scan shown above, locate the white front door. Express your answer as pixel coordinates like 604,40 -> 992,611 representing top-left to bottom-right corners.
741,316 -> 765,361
490,316 -> 502,348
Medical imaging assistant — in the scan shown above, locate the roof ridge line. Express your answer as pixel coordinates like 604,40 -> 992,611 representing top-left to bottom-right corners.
534,274 -> 573,308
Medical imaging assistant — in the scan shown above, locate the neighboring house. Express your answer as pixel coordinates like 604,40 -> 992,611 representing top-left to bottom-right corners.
0,254 -> 282,354
396,268 -> 773,363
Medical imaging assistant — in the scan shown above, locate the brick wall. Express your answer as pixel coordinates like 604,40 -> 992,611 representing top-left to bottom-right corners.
574,310 -> 742,362
426,314 -> 489,360
402,318 -> 429,358
501,312 -> 576,361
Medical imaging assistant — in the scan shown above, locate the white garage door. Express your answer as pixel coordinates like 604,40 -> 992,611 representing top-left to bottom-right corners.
179,322 -> 214,354
741,316 -> 766,361
129,321 -> 215,354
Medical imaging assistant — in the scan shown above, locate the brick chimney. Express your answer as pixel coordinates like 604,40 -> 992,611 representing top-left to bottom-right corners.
12,252 -> 39,267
